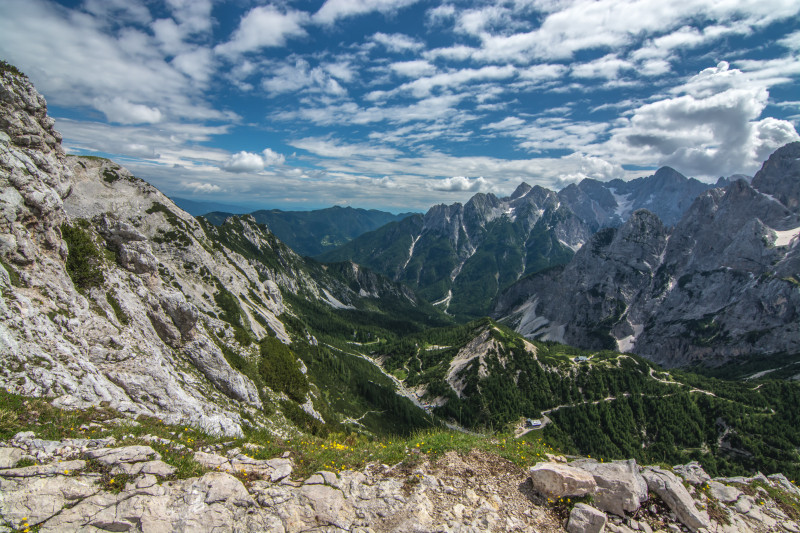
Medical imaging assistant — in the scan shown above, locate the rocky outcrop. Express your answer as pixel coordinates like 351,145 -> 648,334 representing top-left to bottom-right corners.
3,433 -> 799,533
641,466 -> 711,531
496,144 -> 800,367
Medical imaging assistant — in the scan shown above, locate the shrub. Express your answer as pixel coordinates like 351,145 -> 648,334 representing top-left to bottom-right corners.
61,222 -> 104,289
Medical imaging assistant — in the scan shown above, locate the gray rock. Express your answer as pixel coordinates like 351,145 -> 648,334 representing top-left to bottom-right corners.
114,459 -> 176,477
0,473 -> 98,529
0,459 -> 86,477
572,458 -> 647,516
529,462 -> 597,498
642,466 -> 710,532
567,503 -> 607,533
673,461 -> 711,486
707,480 -> 741,503
0,447 -> 23,468
86,445 -> 160,465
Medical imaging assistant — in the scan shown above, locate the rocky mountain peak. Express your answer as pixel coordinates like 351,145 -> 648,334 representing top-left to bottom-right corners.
508,182 -> 532,199
751,140 -> 800,212
651,166 -> 684,184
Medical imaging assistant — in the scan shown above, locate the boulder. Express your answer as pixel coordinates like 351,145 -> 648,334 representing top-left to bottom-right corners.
673,461 -> 711,486
642,466 -> 710,532
0,447 -> 24,468
529,462 -> 597,498
567,503 -> 607,533
707,480 -> 741,503
572,459 -> 648,516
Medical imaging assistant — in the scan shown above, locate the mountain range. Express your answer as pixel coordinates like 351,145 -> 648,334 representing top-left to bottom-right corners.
493,143 -> 800,369
3,61 -> 800,509
319,167 -> 724,319
203,206 -> 413,257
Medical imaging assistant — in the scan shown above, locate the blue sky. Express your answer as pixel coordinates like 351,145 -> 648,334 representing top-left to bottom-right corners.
1,0 -> 799,212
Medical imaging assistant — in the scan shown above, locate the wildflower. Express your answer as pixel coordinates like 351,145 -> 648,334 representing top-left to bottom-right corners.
64,470 -> 70,475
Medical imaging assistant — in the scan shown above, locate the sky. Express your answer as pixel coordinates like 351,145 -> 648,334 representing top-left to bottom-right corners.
1,0 -> 799,212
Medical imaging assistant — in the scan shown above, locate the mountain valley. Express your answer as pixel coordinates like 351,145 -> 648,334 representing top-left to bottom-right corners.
2,61 -> 800,532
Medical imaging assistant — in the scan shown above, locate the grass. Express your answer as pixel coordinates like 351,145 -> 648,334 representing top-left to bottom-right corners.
0,389 -> 553,482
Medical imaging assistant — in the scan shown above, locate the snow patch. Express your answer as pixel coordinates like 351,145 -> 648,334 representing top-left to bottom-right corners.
769,226 -> 800,247
609,188 -> 635,219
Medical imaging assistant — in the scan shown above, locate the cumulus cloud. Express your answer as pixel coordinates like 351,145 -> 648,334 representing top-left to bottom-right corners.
431,176 -> 493,192
216,5 -> 307,56
313,0 -> 423,25
596,62 -> 800,178
262,148 -> 286,166
221,148 -> 285,173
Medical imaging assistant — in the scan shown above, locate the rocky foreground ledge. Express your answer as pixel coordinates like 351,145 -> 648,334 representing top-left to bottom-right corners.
1,432 -> 798,532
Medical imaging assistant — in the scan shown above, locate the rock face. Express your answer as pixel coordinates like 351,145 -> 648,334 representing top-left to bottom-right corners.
3,435 -> 799,533
320,184 -> 591,317
495,143 -> 800,368
0,67 -> 433,437
558,166 -> 717,230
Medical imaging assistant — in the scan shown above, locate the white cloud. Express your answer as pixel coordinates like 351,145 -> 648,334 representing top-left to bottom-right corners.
290,137 -> 401,159
390,60 -> 436,78
0,0 -> 225,124
370,32 -> 424,52
313,0 -> 423,25
171,48 -> 214,83
400,65 -> 517,97
262,59 -> 347,97
571,54 -> 632,79
183,181 -> 222,193
431,176 -> 493,192
484,117 -> 525,130
779,30 -> 800,50
426,4 -> 456,24
594,62 -> 800,178
220,148 -> 285,173
216,5 -> 307,56
262,148 -> 286,166
463,0 -> 800,63
519,63 -> 568,82
93,97 -> 163,124
221,151 -> 266,173
423,45 -> 477,61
